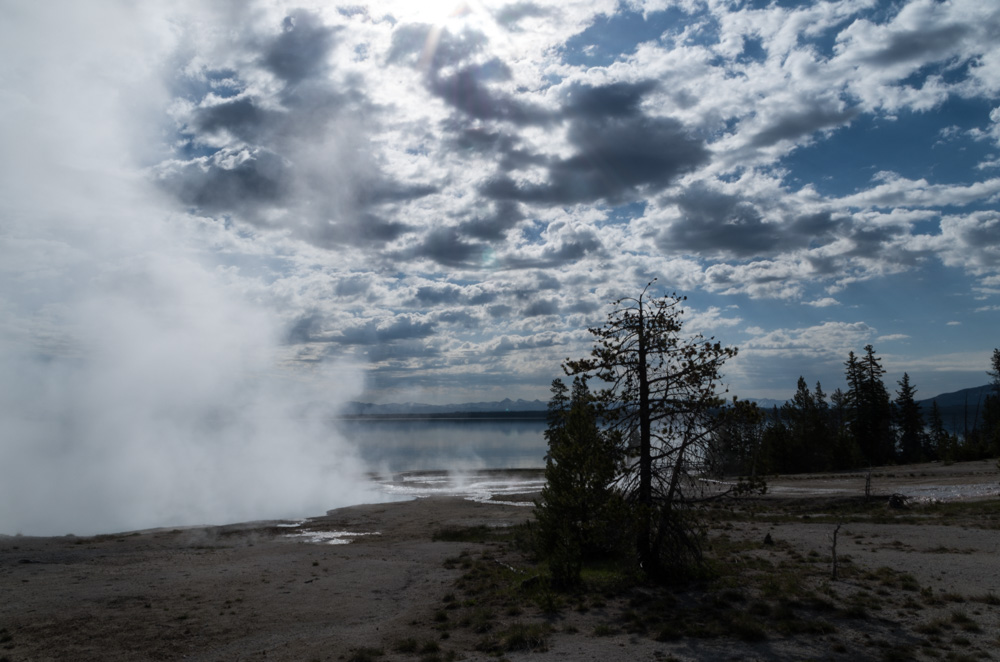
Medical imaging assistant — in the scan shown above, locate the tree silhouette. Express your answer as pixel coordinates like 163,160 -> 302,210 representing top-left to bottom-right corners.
846,345 -> 894,466
535,377 -> 623,587
982,348 -> 1000,457
894,373 -> 925,464
565,282 -> 737,578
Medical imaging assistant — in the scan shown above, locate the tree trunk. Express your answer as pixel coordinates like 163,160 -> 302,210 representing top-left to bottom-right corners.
637,305 -> 653,571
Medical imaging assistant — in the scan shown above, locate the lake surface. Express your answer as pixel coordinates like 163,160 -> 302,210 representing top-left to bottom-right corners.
334,418 -> 549,473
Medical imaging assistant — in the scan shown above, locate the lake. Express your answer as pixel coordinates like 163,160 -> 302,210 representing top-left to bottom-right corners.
333,417 -> 549,473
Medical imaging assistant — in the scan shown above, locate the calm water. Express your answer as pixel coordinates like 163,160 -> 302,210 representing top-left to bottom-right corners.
334,418 -> 549,473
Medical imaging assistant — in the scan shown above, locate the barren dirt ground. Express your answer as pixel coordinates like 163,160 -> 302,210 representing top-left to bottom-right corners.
2,460 -> 998,661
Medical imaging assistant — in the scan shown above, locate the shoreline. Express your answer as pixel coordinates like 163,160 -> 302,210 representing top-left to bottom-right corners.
2,461 -> 999,661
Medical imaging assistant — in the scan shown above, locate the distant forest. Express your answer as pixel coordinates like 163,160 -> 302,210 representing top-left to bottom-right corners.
712,346 -> 1000,475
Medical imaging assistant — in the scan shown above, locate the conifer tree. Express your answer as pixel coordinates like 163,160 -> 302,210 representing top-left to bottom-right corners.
846,345 -> 894,466
535,377 -> 623,587
710,399 -> 768,477
982,348 -> 1000,457
565,282 -> 737,578
894,373 -> 925,463
928,400 -> 954,463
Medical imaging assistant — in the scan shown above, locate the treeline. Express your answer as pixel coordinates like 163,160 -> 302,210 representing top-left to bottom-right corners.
712,346 -> 1000,475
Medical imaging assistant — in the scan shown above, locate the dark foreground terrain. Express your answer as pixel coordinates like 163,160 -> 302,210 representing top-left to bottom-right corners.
2,460 -> 998,661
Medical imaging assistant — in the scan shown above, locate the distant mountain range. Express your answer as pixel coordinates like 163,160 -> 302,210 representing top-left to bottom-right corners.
338,385 -> 996,428
919,384 -> 995,434
339,397 -> 548,418
918,384 -> 993,410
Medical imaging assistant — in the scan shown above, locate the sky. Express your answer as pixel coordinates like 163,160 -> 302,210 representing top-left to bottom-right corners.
3,0 -> 998,408
1,0 -> 998,533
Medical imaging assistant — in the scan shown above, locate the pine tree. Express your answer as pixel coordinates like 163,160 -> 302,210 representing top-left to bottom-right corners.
894,373 -> 926,464
535,377 -> 623,587
565,283 -> 737,579
928,401 -> 954,463
846,345 -> 894,466
828,387 -> 862,468
709,399 -> 768,478
982,348 -> 1000,457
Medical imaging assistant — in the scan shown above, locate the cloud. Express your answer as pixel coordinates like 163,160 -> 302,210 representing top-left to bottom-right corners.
749,104 -> 859,148
429,59 -> 552,125
806,297 -> 840,308
458,200 -> 525,241
523,298 -> 560,317
339,315 -> 437,346
742,321 -> 877,358
156,8 -> 437,250
494,2 -> 555,30
935,212 -> 1000,271
840,173 -> 1000,209
655,181 -> 840,258
2,0 -> 999,443
263,10 -> 339,85
484,113 -> 709,204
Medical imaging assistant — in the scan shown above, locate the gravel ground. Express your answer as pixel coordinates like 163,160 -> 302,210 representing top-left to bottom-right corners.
2,460 -> 998,661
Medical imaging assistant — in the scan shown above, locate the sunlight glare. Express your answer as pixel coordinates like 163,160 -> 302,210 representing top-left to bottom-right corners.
420,0 -> 473,25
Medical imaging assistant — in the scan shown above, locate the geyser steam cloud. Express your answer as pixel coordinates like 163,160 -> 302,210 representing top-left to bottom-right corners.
0,2 -> 384,536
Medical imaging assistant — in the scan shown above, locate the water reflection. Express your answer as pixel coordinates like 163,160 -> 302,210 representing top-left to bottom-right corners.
374,469 -> 546,506
336,418 -> 548,473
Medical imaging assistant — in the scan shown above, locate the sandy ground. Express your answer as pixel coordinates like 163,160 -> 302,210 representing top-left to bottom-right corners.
2,460 -> 998,661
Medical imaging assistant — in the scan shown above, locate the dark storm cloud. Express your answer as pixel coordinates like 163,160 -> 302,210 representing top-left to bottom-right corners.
538,226 -> 604,262
333,277 -> 371,297
159,148 -> 291,212
287,312 -> 441,359
263,10 -> 339,84
476,81 -> 706,206
789,212 -> 841,239
339,316 -> 437,346
412,283 -> 464,305
750,105 -> 859,148
487,304 -> 515,319
447,125 -> 545,171
458,200 -> 524,240
307,212 -> 414,248
564,299 -> 599,314
483,114 -> 709,205
407,283 -> 498,307
561,80 -> 658,119
804,253 -> 842,276
157,10 -> 435,250
842,225 -> 905,258
523,298 -> 560,317
429,59 -> 551,125
532,271 -> 561,291
859,23 -> 970,66
657,184 -> 842,258
404,227 -> 483,267
192,98 -> 273,142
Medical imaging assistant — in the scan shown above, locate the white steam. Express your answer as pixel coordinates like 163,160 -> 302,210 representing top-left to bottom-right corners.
0,2 -> 385,536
